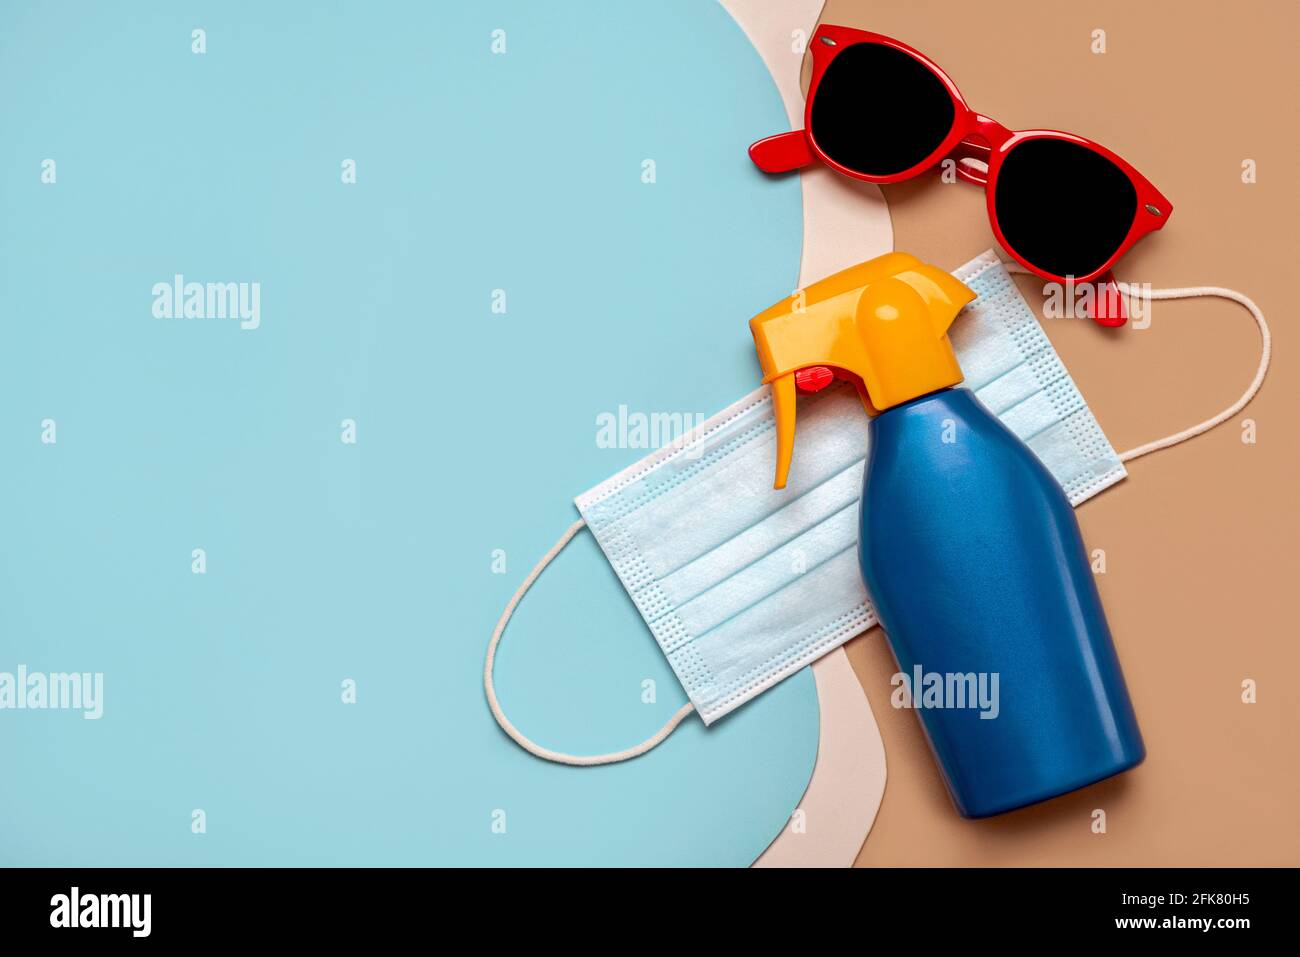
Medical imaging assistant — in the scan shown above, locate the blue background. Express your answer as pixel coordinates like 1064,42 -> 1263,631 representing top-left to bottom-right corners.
0,1 -> 818,865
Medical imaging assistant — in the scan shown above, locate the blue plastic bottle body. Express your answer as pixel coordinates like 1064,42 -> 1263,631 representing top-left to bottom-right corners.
860,387 -> 1144,818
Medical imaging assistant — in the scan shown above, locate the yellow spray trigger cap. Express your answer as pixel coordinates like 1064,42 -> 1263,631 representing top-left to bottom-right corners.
749,253 -> 977,489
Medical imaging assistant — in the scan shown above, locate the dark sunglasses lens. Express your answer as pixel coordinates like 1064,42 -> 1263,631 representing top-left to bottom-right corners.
995,138 -> 1138,277
810,42 -> 955,176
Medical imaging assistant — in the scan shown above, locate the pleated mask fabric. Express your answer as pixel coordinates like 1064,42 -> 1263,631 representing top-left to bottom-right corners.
574,250 -> 1126,724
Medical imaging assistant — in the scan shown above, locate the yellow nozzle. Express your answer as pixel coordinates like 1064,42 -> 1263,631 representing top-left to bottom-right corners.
750,253 -> 977,489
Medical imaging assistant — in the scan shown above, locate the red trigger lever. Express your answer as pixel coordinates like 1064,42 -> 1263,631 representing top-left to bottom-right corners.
795,366 -> 836,393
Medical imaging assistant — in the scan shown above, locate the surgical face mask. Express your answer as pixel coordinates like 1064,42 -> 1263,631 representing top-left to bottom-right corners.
484,250 -> 1270,764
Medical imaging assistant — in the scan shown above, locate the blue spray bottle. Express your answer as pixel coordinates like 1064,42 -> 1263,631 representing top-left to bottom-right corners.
750,253 -> 1144,817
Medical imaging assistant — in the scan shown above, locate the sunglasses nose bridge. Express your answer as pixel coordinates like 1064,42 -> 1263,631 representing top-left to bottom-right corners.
947,116 -> 1009,187
970,114 -> 1012,142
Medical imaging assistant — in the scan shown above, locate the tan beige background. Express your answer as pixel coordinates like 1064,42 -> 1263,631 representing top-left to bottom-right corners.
807,0 -> 1300,866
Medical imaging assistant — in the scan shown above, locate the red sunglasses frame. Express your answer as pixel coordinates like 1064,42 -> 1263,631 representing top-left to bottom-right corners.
749,24 -> 1173,325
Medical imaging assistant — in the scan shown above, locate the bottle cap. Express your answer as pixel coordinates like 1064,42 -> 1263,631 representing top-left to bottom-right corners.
750,252 -> 976,488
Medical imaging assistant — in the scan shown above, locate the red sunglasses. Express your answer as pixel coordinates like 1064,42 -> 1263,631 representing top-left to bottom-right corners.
749,24 -> 1173,327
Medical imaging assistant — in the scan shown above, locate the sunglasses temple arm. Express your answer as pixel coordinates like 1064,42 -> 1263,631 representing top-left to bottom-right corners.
749,130 -> 816,173
1089,271 -> 1127,326
946,137 -> 992,186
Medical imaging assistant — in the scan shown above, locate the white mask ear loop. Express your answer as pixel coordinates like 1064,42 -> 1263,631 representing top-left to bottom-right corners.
488,276 -> 1270,764
1005,264 -> 1272,462
484,517 -> 696,765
